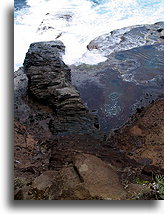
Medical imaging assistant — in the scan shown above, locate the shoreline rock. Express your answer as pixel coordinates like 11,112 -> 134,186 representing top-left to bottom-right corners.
14,23 -> 163,200
15,41 -> 101,137
87,22 -> 164,56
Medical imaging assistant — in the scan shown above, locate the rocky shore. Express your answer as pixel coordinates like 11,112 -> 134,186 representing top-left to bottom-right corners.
14,22 -> 163,200
87,22 -> 163,56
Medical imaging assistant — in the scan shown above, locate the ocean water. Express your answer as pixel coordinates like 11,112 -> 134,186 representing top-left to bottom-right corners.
14,0 -> 163,71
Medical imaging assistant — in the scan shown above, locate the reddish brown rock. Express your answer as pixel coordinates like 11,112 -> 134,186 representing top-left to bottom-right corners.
73,153 -> 127,200
15,154 -> 128,200
108,98 -> 163,169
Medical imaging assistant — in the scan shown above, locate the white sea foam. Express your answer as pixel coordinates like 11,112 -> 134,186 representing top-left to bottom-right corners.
14,0 -> 163,71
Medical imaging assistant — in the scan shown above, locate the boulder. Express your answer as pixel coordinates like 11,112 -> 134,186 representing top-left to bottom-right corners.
73,153 -> 127,200
15,154 -> 127,200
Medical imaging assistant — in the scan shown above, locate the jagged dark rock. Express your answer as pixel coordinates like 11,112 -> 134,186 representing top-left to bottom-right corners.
23,41 -> 66,68
22,41 -> 101,136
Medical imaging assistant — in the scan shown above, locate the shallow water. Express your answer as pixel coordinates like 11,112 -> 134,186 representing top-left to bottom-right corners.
71,43 -> 163,132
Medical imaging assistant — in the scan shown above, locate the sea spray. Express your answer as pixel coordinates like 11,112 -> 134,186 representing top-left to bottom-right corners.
14,0 -> 163,71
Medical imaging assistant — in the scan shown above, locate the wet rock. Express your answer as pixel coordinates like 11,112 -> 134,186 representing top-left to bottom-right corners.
87,22 -> 164,56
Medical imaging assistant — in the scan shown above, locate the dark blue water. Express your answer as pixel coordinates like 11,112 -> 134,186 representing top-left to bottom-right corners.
14,0 -> 28,11
90,0 -> 108,5
14,0 -> 29,19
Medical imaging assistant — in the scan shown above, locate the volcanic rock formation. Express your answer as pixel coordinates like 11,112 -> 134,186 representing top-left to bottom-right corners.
14,24 -> 163,200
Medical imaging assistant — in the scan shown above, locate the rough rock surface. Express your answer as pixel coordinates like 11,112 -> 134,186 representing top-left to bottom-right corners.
15,154 -> 127,200
19,41 -> 100,137
107,97 -> 163,170
87,22 -> 164,56
14,29 -> 163,200
23,41 -> 85,116
73,153 -> 127,199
